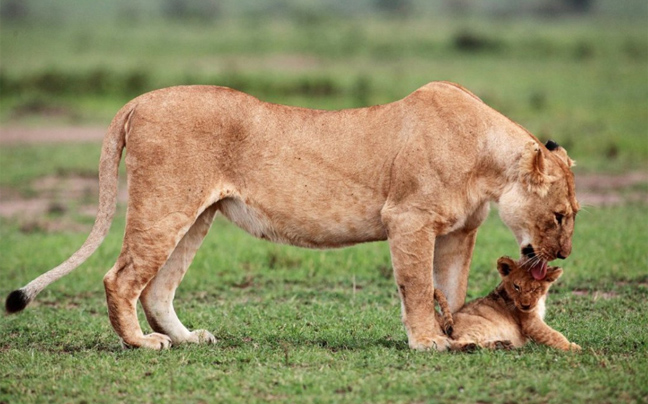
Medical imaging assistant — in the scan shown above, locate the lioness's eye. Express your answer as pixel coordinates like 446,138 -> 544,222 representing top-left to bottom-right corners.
555,213 -> 564,225
514,284 -> 520,292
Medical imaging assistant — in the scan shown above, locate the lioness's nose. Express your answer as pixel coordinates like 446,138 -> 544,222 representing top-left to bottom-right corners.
558,247 -> 571,259
559,240 -> 572,259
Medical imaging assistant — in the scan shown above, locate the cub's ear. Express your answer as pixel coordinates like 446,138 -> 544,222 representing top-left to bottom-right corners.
544,266 -> 563,283
497,257 -> 517,278
519,142 -> 552,196
545,140 -> 575,168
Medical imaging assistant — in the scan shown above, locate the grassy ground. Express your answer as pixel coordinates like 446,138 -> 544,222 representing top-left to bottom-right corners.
1,199 -> 647,403
1,13 -> 647,404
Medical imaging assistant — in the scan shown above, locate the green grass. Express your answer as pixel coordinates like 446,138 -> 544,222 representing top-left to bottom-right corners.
1,202 -> 647,403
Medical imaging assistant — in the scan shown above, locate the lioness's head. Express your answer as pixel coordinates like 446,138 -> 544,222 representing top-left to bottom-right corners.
497,256 -> 562,313
498,140 -> 579,280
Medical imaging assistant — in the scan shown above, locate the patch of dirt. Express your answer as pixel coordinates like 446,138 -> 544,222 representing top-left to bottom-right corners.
575,171 -> 648,207
571,289 -> 618,300
0,126 -> 105,145
0,174 -> 127,233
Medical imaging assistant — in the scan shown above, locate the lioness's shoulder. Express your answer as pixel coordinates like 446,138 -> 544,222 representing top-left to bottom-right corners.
412,81 -> 484,104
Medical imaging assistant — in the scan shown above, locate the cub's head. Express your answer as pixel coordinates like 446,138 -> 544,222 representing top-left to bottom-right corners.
497,256 -> 562,313
498,140 -> 579,280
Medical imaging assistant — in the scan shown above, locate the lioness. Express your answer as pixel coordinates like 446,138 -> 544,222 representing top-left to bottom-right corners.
5,82 -> 578,351
436,257 -> 581,351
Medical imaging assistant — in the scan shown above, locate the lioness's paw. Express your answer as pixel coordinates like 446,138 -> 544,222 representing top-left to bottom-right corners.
185,329 -> 217,345
120,333 -> 173,350
409,334 -> 450,352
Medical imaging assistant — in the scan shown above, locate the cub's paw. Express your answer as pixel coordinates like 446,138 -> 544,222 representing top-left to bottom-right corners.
185,329 -> 217,345
121,333 -> 173,350
568,342 -> 582,352
453,342 -> 478,353
409,334 -> 451,352
493,340 -> 515,350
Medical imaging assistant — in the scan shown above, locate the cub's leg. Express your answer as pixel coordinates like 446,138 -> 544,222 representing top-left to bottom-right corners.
103,204 -> 205,349
139,204 -> 219,345
523,317 -> 581,351
382,209 -> 449,351
482,340 -> 515,350
433,203 -> 488,312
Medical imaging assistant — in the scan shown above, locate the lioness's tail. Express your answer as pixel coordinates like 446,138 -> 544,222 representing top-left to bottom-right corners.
434,289 -> 454,337
5,105 -> 135,314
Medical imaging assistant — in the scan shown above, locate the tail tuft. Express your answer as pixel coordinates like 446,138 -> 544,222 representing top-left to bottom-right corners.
5,289 -> 29,314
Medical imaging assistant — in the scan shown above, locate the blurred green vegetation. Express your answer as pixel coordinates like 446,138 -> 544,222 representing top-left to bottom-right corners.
1,1 -> 647,173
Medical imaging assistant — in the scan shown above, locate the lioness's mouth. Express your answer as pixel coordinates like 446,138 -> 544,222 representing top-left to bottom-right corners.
530,261 -> 548,280
522,244 -> 548,280
521,245 -> 535,259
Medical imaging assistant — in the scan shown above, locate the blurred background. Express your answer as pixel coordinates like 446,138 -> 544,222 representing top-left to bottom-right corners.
2,3 -> 648,400
0,0 -> 646,172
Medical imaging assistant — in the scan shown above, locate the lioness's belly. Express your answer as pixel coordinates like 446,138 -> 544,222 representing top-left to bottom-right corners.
214,106 -> 393,248
218,193 -> 388,249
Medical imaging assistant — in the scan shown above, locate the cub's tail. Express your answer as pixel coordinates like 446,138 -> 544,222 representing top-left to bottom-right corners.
5,105 -> 136,314
433,289 -> 455,337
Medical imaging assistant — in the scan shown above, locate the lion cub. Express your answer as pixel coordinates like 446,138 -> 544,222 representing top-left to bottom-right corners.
436,257 -> 581,352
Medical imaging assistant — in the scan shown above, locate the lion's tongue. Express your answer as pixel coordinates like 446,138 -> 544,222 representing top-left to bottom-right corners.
531,260 -> 548,280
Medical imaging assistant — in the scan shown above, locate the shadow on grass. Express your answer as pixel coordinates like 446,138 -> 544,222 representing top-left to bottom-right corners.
231,334 -> 411,351
310,337 -> 409,351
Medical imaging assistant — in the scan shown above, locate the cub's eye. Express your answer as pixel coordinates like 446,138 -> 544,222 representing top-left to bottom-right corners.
513,284 -> 521,292
554,213 -> 564,225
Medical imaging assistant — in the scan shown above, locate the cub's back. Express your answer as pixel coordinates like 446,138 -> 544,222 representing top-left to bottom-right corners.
451,294 -> 527,348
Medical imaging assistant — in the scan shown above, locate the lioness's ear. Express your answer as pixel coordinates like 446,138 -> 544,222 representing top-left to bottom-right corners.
519,142 -> 552,196
497,257 -> 516,278
544,266 -> 563,283
545,140 -> 575,168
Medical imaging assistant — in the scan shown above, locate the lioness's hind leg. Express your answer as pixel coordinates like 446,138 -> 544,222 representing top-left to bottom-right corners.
104,211 -> 199,350
140,204 -> 219,345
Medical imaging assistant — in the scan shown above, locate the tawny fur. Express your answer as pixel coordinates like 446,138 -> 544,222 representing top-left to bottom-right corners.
5,82 -> 578,351
436,257 -> 581,352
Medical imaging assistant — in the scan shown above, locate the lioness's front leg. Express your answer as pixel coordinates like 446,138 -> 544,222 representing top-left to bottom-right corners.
382,209 -> 449,351
433,229 -> 477,313
434,202 -> 489,312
